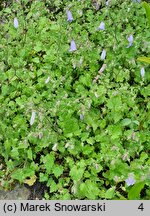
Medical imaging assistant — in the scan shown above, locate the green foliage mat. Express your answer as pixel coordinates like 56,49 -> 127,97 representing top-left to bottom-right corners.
0,0 -> 150,199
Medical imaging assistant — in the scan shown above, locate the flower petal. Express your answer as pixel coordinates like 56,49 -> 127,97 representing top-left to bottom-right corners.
127,35 -> 133,48
106,0 -> 111,6
30,111 -> 36,126
69,40 -> 77,52
80,114 -> 84,120
125,176 -> 136,186
66,10 -> 73,22
14,17 -> 19,28
98,22 -> 105,30
140,67 -> 145,78
101,49 -> 106,60
132,0 -> 141,3
127,35 -> 133,43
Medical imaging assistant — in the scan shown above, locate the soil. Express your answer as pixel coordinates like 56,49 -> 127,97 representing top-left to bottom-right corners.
0,182 -> 48,200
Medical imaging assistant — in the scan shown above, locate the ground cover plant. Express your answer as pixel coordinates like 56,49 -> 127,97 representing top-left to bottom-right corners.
138,1 -> 150,64
0,0 -> 150,200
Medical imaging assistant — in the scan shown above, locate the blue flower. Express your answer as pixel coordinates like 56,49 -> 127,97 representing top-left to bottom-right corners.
106,0 -> 111,6
101,49 -> 106,60
127,35 -> 133,48
132,0 -> 141,3
14,17 -> 19,28
140,67 -> 145,78
97,22 -> 105,30
125,176 -> 136,186
80,114 -> 84,120
66,10 -> 73,22
69,40 -> 77,52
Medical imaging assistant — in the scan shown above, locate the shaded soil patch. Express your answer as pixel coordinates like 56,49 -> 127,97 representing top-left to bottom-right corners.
25,181 -> 49,200
0,182 -> 49,200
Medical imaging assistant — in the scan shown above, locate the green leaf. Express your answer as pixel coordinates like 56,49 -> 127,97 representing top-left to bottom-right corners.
140,152 -> 148,162
60,117 -> 80,136
82,145 -> 94,155
121,118 -> 132,126
84,110 -> 99,131
27,148 -> 33,160
70,165 -> 84,181
142,1 -> 150,28
39,173 -> 48,182
42,153 -> 55,174
34,42 -> 43,52
128,182 -> 145,200
50,180 -> 58,193
11,148 -> 19,159
4,8 -> 11,13
137,56 -> 150,64
11,169 -> 25,182
79,180 -> 99,199
53,165 -> 64,178
105,186 -> 116,199
32,57 -> 40,63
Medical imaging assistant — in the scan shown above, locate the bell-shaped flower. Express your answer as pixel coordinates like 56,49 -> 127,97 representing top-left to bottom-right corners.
106,0 -> 111,6
101,49 -> 106,60
127,35 -> 133,48
80,114 -> 84,120
125,176 -> 136,186
30,111 -> 36,126
132,0 -> 141,3
97,22 -> 105,30
140,67 -> 145,78
66,10 -> 73,22
14,17 -> 19,28
69,40 -> 77,52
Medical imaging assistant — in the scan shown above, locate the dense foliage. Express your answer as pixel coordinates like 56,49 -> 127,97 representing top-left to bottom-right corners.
0,0 -> 150,199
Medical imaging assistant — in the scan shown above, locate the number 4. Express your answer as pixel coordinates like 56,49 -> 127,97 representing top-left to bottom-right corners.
138,203 -> 144,211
